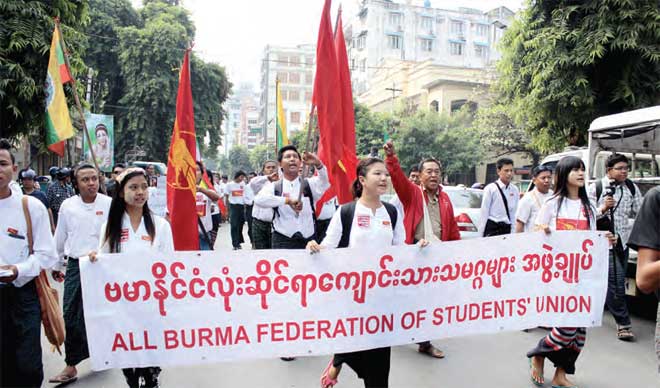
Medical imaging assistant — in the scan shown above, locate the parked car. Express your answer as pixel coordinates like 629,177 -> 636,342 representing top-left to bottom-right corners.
443,186 -> 483,239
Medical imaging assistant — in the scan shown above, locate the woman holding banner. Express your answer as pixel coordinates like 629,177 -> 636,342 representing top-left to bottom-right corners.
527,156 -> 614,388
90,167 -> 173,388
307,157 -> 426,388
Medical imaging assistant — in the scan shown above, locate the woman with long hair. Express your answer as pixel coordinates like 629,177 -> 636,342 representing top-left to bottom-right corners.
90,167 -> 173,388
307,157 -> 427,388
527,156 -> 614,388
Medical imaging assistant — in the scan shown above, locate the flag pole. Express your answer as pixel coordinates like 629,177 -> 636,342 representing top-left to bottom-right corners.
275,78 -> 279,155
55,20 -> 102,176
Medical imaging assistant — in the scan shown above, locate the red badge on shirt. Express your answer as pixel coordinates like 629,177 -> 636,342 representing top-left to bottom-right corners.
95,211 -> 104,216
357,215 -> 370,228
382,220 -> 391,226
141,235 -> 152,241
120,228 -> 129,243
7,227 -> 18,235
231,190 -> 243,197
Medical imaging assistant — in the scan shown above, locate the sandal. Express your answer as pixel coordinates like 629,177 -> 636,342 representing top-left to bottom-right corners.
528,357 -> 544,387
617,327 -> 635,342
48,373 -> 78,385
418,343 -> 445,358
320,358 -> 339,388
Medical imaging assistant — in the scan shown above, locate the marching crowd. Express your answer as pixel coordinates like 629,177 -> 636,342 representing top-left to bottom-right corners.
1,137 -> 659,388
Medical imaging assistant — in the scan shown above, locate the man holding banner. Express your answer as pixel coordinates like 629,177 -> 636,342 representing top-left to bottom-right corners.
384,140 -> 459,359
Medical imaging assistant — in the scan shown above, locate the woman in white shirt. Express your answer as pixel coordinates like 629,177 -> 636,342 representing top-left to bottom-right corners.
308,158 -> 424,388
91,167 -> 173,388
526,156 -> 613,388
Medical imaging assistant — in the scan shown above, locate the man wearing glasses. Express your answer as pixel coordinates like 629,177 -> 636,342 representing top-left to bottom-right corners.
588,153 -> 643,341
105,163 -> 125,197
515,165 -> 553,233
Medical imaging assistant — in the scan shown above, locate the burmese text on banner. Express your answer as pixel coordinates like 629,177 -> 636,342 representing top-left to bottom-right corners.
80,231 -> 608,370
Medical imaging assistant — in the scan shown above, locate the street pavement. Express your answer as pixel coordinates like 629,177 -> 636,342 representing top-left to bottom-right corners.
41,222 -> 659,388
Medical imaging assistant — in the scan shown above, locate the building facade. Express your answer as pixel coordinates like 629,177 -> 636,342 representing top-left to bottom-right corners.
259,44 -> 315,146
222,83 -> 258,156
344,0 -> 514,96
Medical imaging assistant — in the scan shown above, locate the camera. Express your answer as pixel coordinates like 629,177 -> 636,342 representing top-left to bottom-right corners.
604,179 -> 617,197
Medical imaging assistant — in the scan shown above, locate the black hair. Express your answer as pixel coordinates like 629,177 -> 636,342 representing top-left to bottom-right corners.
221,174 -> 228,180
532,165 -> 553,177
262,160 -> 277,172
103,169 -> 155,253
409,166 -> 419,175
606,153 -> 629,169
112,163 -> 126,171
496,158 -> 514,170
417,158 -> 442,173
352,157 -> 386,199
206,169 -> 213,179
95,123 -> 108,136
0,138 -> 15,164
233,170 -> 246,180
551,156 -> 594,228
277,145 -> 300,162
72,163 -> 97,194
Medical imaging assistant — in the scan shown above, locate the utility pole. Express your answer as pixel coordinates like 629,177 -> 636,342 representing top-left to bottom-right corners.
384,82 -> 402,141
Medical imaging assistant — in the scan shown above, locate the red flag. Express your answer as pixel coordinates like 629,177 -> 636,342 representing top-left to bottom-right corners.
314,3 -> 358,213
313,0 -> 343,176
333,9 -> 358,203
166,50 -> 199,250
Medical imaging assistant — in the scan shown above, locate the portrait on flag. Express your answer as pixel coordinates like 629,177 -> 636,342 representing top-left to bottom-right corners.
84,113 -> 114,172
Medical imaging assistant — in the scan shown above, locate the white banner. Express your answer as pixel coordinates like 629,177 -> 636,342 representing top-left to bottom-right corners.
80,231 -> 609,370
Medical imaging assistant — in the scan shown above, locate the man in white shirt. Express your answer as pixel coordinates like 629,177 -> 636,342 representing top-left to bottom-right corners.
49,163 -> 112,384
255,145 -> 329,250
516,165 -> 553,233
196,161 -> 221,250
0,139 -> 58,388
250,161 -> 279,249
225,171 -> 247,250
244,171 -> 258,245
478,158 -> 520,236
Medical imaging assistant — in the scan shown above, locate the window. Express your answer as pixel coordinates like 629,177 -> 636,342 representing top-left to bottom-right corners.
305,56 -> 314,66
290,112 -> 301,124
277,72 -> 288,83
356,35 -> 366,50
430,100 -> 439,112
289,72 -> 300,84
305,90 -> 313,102
360,59 -> 366,72
449,42 -> 463,55
288,90 -> 299,101
450,21 -> 464,34
280,90 -> 288,100
476,24 -> 488,37
421,16 -> 433,30
421,39 -> 433,52
388,12 -> 402,27
474,45 -> 487,58
387,35 -> 401,49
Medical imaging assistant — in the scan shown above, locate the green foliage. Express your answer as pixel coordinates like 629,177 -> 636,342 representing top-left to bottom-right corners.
216,154 -> 230,176
496,0 -> 660,152
191,56 -> 231,161
228,145 -> 251,175
289,129 -> 308,151
248,144 -> 272,172
392,109 -> 482,183
0,0 -> 88,141
473,104 -> 541,166
354,102 -> 390,157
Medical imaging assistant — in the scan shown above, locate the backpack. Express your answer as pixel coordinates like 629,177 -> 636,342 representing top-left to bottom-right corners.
338,201 -> 398,248
272,178 -> 316,222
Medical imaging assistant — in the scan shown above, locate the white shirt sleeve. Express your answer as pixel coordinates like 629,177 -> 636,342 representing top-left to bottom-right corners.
535,200 -> 554,228
254,181 -> 286,208
53,201 -> 68,264
308,165 -> 330,201
249,175 -> 269,194
157,218 -> 175,254
320,208 -> 343,248
14,197 -> 58,287
392,205 -> 406,246
515,195 -> 532,226
477,184 -> 493,235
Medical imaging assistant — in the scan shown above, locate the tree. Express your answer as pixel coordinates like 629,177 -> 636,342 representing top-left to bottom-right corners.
191,56 -> 231,160
392,109 -> 482,184
474,104 -> 542,167
354,102 -> 390,157
228,145 -> 251,175
249,144 -> 271,172
496,0 -> 660,152
0,0 -> 89,140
